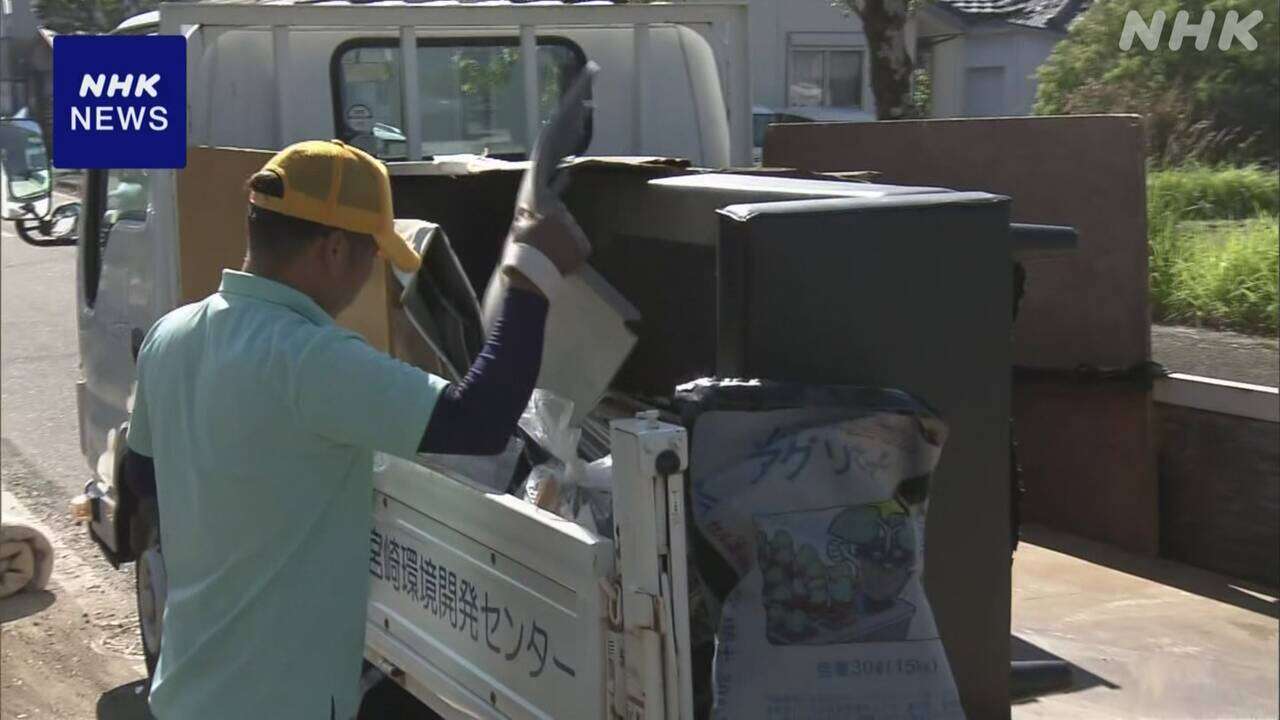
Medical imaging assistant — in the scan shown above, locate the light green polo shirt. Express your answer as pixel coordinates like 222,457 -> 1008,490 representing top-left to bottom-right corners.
127,270 -> 448,720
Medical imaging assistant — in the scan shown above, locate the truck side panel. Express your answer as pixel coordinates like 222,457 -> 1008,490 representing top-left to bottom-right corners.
369,455 -> 614,720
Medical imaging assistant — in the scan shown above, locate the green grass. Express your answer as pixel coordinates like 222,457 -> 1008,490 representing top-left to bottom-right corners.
1149,216 -> 1279,335
1147,165 -> 1279,222
1147,165 -> 1278,336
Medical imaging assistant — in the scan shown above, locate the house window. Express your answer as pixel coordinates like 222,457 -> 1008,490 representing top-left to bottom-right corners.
788,48 -> 863,109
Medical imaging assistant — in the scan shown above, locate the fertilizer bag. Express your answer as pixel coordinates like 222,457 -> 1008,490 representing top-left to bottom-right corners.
677,379 -> 964,720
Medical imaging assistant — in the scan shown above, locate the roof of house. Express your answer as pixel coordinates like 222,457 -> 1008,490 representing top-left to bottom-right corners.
934,0 -> 1090,30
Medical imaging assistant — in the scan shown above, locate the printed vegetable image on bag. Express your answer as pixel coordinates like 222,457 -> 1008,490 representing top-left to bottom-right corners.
677,379 -> 965,720
757,500 -> 920,646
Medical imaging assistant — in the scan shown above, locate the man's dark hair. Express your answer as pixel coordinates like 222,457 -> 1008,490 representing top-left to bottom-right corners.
245,170 -> 336,266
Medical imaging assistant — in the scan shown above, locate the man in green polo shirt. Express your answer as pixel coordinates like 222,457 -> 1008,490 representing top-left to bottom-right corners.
123,72 -> 593,719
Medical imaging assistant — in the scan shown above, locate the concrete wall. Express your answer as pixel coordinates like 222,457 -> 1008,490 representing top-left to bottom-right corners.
1015,380 -> 1159,555
1158,403 -> 1279,586
1153,375 -> 1280,586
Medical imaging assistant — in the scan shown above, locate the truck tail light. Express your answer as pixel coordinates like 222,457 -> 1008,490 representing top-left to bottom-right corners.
69,494 -> 93,523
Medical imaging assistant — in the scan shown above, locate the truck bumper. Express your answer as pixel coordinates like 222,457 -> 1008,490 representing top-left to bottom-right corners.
77,478 -> 123,568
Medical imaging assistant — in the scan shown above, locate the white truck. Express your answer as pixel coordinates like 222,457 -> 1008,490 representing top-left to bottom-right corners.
8,1 -> 1074,717
51,3 -> 749,718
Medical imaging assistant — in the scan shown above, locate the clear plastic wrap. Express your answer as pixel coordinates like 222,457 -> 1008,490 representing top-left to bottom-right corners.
418,436 -> 525,493
515,390 -> 614,536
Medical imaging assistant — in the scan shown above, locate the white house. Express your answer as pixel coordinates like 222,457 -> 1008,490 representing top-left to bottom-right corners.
920,0 -> 1090,118
745,0 -> 1089,122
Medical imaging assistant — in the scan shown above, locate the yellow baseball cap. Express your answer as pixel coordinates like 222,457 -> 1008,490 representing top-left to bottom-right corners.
248,139 -> 421,273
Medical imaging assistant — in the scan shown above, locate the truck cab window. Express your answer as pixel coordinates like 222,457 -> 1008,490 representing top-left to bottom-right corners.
83,169 -> 150,307
334,39 -> 587,160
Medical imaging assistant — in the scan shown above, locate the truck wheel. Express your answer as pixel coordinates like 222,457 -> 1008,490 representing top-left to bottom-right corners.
133,500 -> 165,679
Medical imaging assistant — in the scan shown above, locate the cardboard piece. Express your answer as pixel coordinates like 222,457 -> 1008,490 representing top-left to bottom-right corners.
531,268 -> 641,427
175,147 -> 270,305
390,219 -> 484,381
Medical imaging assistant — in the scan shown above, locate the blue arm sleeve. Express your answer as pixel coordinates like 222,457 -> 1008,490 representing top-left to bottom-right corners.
418,288 -> 549,455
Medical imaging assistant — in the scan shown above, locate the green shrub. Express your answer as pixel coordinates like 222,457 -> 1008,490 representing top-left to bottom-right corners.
1148,165 -> 1280,221
1035,0 -> 1279,165
1150,216 -> 1279,334
1148,165 -> 1279,334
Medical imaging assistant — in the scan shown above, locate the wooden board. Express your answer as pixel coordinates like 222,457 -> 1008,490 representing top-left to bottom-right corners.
764,115 -> 1150,370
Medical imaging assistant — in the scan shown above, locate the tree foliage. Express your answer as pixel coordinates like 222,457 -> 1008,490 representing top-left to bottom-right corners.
1034,0 -> 1279,165
34,0 -> 160,34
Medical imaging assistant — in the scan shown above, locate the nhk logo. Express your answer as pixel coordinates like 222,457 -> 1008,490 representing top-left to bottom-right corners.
53,35 -> 186,169
72,74 -> 169,132
1120,9 -> 1265,51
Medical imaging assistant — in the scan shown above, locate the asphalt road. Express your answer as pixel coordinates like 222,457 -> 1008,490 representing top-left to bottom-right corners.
2,197 -> 151,719
1152,324 -> 1279,387
2,194 -> 86,501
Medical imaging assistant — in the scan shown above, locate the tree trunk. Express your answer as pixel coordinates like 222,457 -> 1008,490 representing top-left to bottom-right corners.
852,0 -> 916,120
